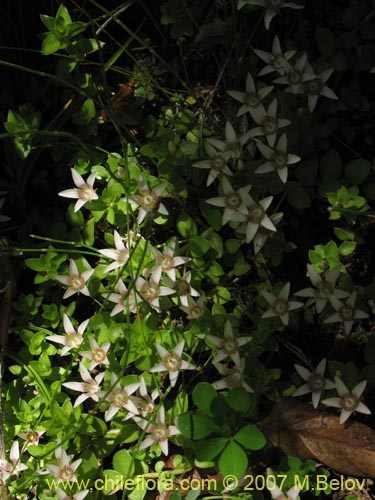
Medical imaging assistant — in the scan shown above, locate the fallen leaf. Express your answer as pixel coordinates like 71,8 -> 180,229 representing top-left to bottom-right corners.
259,398 -> 375,477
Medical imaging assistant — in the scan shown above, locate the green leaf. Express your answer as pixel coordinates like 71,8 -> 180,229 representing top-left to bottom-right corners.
234,424 -> 266,450
344,159 -> 371,185
339,241 -> 356,256
41,33 -> 61,55
189,236 -> 210,257
325,240 -> 338,259
225,238 -> 242,254
286,183 -> 311,209
212,285 -> 231,304
112,449 -> 135,477
334,227 -> 354,241
192,382 -> 217,415
200,202 -> 222,231
320,149 -> 342,177
234,253 -> 251,276
178,413 -> 213,439
208,232 -> 223,258
218,440 -> 248,477
72,98 -> 96,125
196,437 -> 228,461
25,258 -> 46,272
226,388 -> 254,414
315,26 -> 336,56
177,213 -> 198,237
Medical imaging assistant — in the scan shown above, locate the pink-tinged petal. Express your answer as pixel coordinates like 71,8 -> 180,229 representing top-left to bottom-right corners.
287,154 -> 301,165
74,199 -> 86,212
352,380 -> 367,399
206,196 -> 227,208
159,439 -> 169,456
306,264 -> 321,287
321,86 -> 338,100
169,370 -> 180,387
71,168 -> 85,187
294,364 -> 311,381
339,409 -> 352,424
343,320 -> 354,335
264,8 -> 276,30
293,384 -> 310,397
225,322 -> 233,338
99,249 -> 119,260
79,285 -> 91,297
269,481 -> 283,499
261,215 -> 277,232
237,337 -> 252,347
227,90 -> 247,103
311,391 -> 322,409
69,260 -> 78,275
46,335 -> 67,346
324,379 -> 336,390
262,309 -> 276,319
9,441 -> 20,463
255,162 -> 274,174
180,360 -> 195,370
47,464 -> 61,476
346,292 -> 356,308
280,313 -> 289,326
278,167 -> 288,183
63,314 -> 75,335
139,436 -> 154,450
225,121 -> 237,143
63,288 -> 77,299
356,402 -> 371,415
262,290 -> 276,305
78,319 -> 89,335
150,363 -> 166,373
71,458 -> 82,472
105,405 -> 121,421
354,310 -> 369,319
294,288 -> 314,298
157,406 -> 165,424
82,269 -> 94,281
60,346 -> 72,356
322,397 -> 341,408
316,299 -> 327,314
56,276 -> 70,286
155,344 -> 170,360
168,425 -> 180,436
111,303 -> 125,316
124,400 -> 140,415
58,188 -> 79,199
288,301 -> 303,311
308,94 -> 319,113
315,359 -> 326,375
246,222 -> 258,243
206,335 -> 223,348
174,340 -> 185,358
279,282 -> 290,300
86,173 -> 96,189
62,381 -> 87,392
153,182 -> 169,197
159,285 -> 175,296
73,394 -> 90,407
335,376 -> 349,397
325,309 -> 342,323
288,486 -> 301,500
259,196 -> 273,211
212,379 -> 228,390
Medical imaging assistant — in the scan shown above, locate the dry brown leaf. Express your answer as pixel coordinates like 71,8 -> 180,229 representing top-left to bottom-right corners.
259,398 -> 375,477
